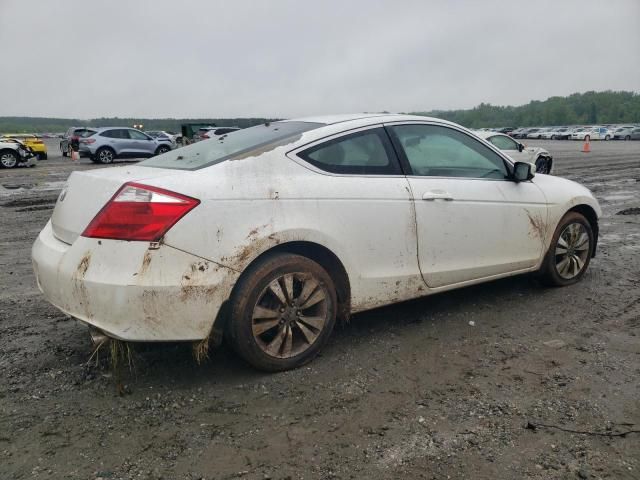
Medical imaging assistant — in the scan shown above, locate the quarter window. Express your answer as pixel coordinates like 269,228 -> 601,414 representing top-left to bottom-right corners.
299,128 -> 399,175
390,124 -> 508,179
100,129 -> 128,139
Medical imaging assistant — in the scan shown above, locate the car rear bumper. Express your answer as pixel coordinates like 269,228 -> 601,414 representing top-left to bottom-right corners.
32,221 -> 238,342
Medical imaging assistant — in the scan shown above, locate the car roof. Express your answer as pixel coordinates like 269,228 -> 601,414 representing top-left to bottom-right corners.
93,126 -> 137,132
288,113 -> 464,131
473,130 -> 505,139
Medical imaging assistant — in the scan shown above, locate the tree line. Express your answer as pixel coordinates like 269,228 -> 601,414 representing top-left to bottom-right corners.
1,91 -> 639,133
412,91 -> 640,128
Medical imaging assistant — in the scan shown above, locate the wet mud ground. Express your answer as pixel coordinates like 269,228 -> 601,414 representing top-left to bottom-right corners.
1,139 -> 639,479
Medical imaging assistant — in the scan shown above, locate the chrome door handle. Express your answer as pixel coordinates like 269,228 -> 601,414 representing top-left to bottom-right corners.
422,191 -> 454,201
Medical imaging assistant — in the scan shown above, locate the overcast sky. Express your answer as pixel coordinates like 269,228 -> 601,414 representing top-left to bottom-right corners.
0,0 -> 638,119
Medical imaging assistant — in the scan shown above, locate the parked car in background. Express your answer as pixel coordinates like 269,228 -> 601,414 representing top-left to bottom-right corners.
514,128 -> 538,139
612,126 -> 638,140
545,126 -> 574,140
525,128 -> 546,139
32,113 -> 600,371
570,126 -> 612,141
0,138 -> 37,168
198,126 -> 241,141
77,127 -> 174,164
475,131 -> 553,174
60,127 -> 97,156
3,134 -> 48,159
510,127 -> 528,138
145,130 -> 179,146
496,127 -> 515,135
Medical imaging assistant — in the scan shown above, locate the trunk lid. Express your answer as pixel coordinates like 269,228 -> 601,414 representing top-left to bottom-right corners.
51,166 -> 180,244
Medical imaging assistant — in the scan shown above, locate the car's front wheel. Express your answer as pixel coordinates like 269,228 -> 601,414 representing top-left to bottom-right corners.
228,253 -> 338,371
539,212 -> 594,287
0,150 -> 18,168
95,147 -> 115,164
605,135 -> 610,141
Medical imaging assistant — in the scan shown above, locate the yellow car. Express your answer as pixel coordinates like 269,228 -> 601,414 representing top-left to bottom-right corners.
3,134 -> 48,159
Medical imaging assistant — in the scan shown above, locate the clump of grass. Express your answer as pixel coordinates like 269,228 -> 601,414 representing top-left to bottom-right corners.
87,337 -> 135,395
192,336 -> 210,364
110,339 -> 135,395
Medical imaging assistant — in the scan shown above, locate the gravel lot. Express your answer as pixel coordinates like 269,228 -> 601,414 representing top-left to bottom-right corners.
1,138 -> 639,479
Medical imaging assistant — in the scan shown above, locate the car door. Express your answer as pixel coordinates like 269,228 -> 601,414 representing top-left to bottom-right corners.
127,129 -> 155,156
386,122 -> 548,288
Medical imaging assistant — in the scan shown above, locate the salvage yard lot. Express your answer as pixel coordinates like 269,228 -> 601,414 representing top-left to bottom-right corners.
1,139 -> 639,479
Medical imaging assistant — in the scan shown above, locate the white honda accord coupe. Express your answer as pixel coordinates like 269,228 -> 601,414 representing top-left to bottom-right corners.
32,114 -> 601,371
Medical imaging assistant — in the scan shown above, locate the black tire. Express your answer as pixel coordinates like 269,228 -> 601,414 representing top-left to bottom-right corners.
0,150 -> 18,168
228,253 -> 338,371
605,135 -> 610,141
155,145 -> 170,156
538,212 -> 594,287
95,147 -> 115,164
625,135 -> 631,141
551,135 -> 556,140
38,152 -> 47,160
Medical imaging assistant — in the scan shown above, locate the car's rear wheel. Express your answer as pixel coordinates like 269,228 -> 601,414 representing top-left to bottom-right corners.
605,135 -> 610,141
0,150 -> 18,168
539,212 -> 593,287
95,147 -> 115,164
228,253 -> 338,371
38,152 -> 47,160
551,135 -> 556,140
155,145 -> 170,156
625,135 -> 631,141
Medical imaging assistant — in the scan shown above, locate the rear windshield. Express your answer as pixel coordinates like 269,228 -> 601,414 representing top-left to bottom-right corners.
140,121 -> 323,170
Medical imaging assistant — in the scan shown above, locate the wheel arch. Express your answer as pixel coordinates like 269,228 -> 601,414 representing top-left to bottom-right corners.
567,204 -> 599,257
230,240 -> 352,324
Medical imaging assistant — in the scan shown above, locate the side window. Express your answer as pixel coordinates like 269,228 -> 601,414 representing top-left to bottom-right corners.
487,135 -> 518,150
298,128 -> 400,175
129,129 -> 149,140
390,124 -> 508,179
100,129 -> 116,139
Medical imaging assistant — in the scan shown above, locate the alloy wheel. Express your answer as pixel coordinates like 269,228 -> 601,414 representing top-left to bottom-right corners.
251,273 -> 330,359
555,223 -> 590,279
99,149 -> 114,163
0,152 -> 18,168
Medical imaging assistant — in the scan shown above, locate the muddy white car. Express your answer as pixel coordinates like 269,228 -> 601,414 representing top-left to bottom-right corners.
32,114 -> 600,371
474,131 -> 553,174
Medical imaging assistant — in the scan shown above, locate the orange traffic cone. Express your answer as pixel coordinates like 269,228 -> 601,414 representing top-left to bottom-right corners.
582,138 -> 591,153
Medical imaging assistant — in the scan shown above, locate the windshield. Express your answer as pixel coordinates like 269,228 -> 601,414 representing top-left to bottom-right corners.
140,121 -> 324,170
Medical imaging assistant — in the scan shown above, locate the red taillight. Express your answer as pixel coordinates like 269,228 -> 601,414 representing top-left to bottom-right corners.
201,133 -> 209,139
82,182 -> 199,241
81,138 -> 96,144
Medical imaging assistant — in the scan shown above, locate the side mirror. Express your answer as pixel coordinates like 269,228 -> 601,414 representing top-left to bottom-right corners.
518,143 -> 525,152
513,162 -> 534,182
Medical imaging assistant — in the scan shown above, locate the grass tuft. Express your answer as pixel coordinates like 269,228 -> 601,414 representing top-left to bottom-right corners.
192,336 -> 210,364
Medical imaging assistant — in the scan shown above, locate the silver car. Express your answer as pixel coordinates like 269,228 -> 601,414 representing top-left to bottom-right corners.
78,127 -> 174,164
